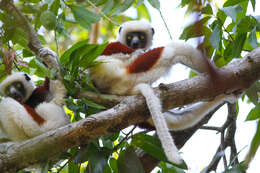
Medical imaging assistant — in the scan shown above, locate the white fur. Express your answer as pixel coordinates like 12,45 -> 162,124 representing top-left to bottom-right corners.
0,72 -> 35,101
90,41 -> 208,95
0,97 -> 70,141
0,72 -> 70,142
135,83 -> 182,164
116,20 -> 154,50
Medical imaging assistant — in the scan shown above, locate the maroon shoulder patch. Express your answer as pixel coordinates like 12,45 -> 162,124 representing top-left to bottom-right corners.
126,47 -> 164,73
43,77 -> 50,90
21,103 -> 46,126
101,42 -> 135,56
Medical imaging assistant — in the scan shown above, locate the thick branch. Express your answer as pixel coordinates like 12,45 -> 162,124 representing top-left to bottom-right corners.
0,48 -> 259,172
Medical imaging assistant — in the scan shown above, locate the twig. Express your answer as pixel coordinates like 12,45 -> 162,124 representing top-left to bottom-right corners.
204,103 -> 239,172
113,125 -> 137,152
85,0 -> 118,26
158,10 -> 173,40
57,149 -> 80,173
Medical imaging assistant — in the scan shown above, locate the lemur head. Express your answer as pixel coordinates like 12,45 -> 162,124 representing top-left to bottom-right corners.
0,72 -> 35,102
116,20 -> 154,50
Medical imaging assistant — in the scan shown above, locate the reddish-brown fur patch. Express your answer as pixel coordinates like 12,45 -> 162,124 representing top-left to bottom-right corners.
126,47 -> 164,73
25,77 -> 50,108
101,42 -> 135,56
21,103 -> 46,125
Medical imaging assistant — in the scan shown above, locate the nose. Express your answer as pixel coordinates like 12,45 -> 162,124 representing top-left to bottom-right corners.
9,87 -> 23,101
131,36 -> 140,49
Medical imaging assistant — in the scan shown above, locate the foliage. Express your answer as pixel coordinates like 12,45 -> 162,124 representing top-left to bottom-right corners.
0,0 -> 259,172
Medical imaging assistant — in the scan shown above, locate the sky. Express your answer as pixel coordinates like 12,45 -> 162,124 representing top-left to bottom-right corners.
126,0 -> 259,172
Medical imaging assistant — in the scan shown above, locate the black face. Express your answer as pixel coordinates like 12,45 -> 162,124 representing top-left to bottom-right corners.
126,32 -> 147,50
5,81 -> 26,102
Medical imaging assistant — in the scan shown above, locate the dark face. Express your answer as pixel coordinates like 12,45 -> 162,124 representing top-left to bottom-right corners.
5,81 -> 26,102
125,32 -> 147,50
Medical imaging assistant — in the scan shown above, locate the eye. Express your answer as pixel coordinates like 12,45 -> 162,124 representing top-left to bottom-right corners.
15,83 -> 22,89
140,35 -> 145,40
5,89 -> 10,96
127,36 -> 132,40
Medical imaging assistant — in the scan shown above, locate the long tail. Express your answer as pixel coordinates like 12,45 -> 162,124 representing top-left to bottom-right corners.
164,93 -> 240,131
135,83 -> 183,164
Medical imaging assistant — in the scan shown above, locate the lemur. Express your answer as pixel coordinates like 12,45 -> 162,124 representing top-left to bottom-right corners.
0,72 -> 70,142
89,20 -> 240,164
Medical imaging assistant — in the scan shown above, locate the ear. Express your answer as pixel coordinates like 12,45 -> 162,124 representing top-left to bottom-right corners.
151,28 -> 155,35
24,73 -> 31,81
119,26 -> 122,34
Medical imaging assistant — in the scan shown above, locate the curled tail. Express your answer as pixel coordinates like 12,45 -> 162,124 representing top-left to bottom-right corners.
135,83 -> 183,164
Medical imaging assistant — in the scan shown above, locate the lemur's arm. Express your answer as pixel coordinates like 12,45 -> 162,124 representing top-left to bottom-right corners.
50,80 -> 66,106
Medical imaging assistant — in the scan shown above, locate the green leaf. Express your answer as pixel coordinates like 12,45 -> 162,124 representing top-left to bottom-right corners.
148,0 -> 160,10
131,134 -> 187,169
117,146 -> 145,173
79,42 -> 107,69
40,11 -> 57,30
109,158 -> 118,173
74,147 -> 88,164
102,0 -> 114,14
132,134 -> 167,161
69,5 -> 100,30
224,0 -> 247,7
159,162 -> 185,173
248,27 -> 259,48
60,40 -> 88,65
68,161 -> 79,173
86,143 -> 110,173
235,16 -> 255,34
245,82 -> 260,105
180,17 -> 211,40
245,120 -> 260,165
201,4 -> 213,15
50,0 -> 60,15
250,0 -> 256,11
246,105 -> 260,121
12,28 -> 29,48
221,5 -> 243,21
22,49 -> 34,57
232,33 -> 247,58
137,4 -> 151,21
29,58 -> 50,77
85,99 -> 106,109
26,0 -> 41,3
113,0 -> 135,14
224,164 -> 246,173
210,24 -> 221,50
